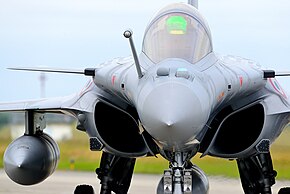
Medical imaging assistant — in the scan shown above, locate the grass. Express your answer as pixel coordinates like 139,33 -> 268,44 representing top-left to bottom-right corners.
270,128 -> 290,179
0,127 -> 11,169
1,125 -> 290,179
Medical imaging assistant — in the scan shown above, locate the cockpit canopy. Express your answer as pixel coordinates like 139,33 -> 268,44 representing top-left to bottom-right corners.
142,3 -> 213,64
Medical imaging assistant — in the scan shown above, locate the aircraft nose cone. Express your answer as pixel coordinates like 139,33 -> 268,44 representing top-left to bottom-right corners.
140,82 -> 210,149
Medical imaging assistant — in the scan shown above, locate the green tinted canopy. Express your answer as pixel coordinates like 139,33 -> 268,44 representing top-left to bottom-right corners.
166,15 -> 188,35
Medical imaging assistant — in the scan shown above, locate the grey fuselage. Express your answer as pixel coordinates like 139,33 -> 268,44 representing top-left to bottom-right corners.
91,51 -> 290,158
87,3 -> 290,159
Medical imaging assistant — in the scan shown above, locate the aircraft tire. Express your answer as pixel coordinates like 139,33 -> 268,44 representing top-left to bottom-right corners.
156,177 -> 164,194
279,187 -> 290,194
74,184 -> 95,194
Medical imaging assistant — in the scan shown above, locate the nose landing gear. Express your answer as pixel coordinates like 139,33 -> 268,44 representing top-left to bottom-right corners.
157,152 -> 209,194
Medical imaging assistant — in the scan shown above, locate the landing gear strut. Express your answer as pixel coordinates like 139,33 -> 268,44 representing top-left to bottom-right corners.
237,152 -> 277,194
96,152 -> 136,194
157,152 -> 209,194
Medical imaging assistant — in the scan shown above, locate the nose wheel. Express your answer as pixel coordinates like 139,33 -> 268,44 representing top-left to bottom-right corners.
74,184 -> 95,194
279,188 -> 290,194
157,152 -> 209,194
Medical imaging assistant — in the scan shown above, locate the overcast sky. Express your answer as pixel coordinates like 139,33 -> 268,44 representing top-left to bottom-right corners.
0,0 -> 290,101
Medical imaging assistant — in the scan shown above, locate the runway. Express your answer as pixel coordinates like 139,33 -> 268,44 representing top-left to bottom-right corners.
0,170 -> 289,194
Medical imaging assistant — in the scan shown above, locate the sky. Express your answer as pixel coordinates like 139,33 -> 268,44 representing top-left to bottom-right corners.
0,0 -> 290,101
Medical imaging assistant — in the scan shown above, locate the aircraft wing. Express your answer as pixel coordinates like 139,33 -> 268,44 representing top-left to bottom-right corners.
0,95 -> 73,112
0,81 -> 99,114
1,56 -> 137,117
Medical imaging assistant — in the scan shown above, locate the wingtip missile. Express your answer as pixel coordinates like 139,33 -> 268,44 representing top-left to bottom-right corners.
263,70 -> 290,78
7,67 -> 96,76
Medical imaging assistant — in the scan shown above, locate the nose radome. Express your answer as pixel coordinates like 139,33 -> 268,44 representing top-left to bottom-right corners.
140,82 -> 209,147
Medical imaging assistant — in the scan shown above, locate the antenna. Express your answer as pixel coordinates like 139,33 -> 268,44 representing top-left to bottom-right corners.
188,0 -> 198,8
124,29 -> 143,79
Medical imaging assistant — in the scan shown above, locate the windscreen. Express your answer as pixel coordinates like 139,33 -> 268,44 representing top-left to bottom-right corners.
142,12 -> 212,64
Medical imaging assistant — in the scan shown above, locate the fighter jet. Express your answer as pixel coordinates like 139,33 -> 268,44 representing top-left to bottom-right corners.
1,0 -> 290,194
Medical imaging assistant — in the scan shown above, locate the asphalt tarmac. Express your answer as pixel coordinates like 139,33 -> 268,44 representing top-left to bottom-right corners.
0,170 -> 289,194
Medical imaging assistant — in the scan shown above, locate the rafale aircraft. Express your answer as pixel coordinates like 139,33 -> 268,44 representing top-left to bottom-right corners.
1,0 -> 290,194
